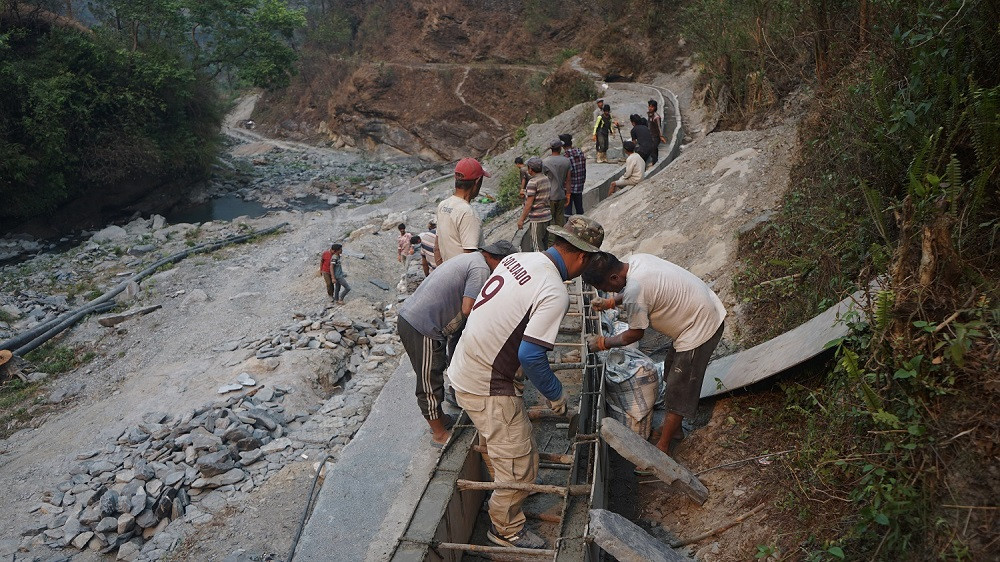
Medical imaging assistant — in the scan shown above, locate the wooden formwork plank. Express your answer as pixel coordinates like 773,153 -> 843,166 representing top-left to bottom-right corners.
589,509 -> 688,562
599,417 -> 709,504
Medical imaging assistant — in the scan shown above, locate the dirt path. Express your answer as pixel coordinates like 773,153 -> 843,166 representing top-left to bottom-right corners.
454,67 -> 503,129
223,93 -> 360,160
0,101 -> 450,558
329,55 -> 553,75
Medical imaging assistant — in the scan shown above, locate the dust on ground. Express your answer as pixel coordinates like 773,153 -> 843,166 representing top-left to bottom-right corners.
2,62 -> 809,560
0,128 -> 453,559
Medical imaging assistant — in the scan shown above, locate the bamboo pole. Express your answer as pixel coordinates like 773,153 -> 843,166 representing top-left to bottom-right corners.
472,445 -> 572,465
457,479 -> 589,496
434,542 -> 557,557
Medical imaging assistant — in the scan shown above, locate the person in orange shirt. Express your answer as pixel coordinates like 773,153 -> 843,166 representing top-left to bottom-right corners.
319,243 -> 336,300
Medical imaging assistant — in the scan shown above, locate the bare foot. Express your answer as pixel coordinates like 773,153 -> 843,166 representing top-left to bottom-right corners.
431,430 -> 451,447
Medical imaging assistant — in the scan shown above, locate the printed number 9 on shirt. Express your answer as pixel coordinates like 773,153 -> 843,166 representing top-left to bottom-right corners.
473,255 -> 533,311
472,275 -> 504,311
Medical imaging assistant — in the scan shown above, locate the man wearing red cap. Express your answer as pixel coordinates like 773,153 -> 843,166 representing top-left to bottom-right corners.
435,158 -> 489,265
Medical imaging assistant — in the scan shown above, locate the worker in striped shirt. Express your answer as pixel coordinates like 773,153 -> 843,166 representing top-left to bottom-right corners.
419,220 -> 437,277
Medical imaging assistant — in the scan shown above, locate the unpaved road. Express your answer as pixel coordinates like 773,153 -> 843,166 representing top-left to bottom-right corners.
0,122 -> 449,559
1,62 -> 804,561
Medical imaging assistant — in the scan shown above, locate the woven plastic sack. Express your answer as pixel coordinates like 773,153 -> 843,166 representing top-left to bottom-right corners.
599,308 -> 667,408
602,347 -> 661,438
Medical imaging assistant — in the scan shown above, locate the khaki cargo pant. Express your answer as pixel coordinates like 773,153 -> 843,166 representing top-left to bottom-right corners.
455,390 -> 538,536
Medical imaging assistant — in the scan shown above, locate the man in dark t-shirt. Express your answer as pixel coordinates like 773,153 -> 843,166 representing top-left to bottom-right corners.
648,99 -> 665,165
629,114 -> 655,165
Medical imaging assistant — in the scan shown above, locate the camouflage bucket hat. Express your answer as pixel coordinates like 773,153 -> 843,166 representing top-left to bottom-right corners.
547,216 -> 604,253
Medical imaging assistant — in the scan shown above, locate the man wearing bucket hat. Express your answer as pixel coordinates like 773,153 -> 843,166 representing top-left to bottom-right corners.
449,216 -> 605,550
435,158 -> 489,265
397,240 -> 518,447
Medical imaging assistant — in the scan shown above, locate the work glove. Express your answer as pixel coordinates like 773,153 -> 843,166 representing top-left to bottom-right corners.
547,392 -> 567,416
586,334 -> 609,352
591,296 -> 612,312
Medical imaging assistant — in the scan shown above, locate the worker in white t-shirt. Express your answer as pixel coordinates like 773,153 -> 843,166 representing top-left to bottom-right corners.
583,252 -> 726,455
449,216 -> 605,550
434,158 -> 488,265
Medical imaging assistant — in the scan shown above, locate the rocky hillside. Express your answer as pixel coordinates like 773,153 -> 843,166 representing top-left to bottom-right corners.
254,0 -> 602,160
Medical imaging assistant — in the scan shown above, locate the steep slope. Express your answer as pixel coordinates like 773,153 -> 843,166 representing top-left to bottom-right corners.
254,0 -> 598,160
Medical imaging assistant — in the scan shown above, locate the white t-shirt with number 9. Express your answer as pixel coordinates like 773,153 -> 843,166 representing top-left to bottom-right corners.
449,252 -> 569,397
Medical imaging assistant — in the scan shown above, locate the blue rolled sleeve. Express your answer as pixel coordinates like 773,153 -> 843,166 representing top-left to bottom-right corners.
517,340 -> 563,401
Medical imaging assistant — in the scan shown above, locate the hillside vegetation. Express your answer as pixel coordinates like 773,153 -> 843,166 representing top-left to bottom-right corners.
0,0 -> 304,226
666,0 -> 998,557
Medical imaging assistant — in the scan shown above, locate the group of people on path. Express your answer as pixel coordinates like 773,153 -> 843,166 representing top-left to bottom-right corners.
593,96 -> 668,194
513,133 -> 587,252
386,157 -> 726,551
593,96 -> 666,165
510,95 -> 668,244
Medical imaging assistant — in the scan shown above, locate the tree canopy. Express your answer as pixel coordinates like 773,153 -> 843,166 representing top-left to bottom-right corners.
0,0 -> 305,222
87,0 -> 306,88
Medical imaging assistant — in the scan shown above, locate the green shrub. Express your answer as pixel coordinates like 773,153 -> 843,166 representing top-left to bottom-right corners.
556,48 -> 579,64
701,0 -> 1000,558
307,10 -> 356,52
494,166 -> 523,212
24,344 -> 93,374
0,28 -> 222,220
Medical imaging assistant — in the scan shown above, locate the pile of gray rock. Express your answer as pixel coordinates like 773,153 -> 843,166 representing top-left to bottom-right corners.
21,388 -> 307,560
244,311 -> 399,387
20,328 -> 402,561
0,291 -> 71,338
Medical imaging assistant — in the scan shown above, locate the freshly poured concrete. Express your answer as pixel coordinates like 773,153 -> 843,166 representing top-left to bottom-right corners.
292,362 -> 441,561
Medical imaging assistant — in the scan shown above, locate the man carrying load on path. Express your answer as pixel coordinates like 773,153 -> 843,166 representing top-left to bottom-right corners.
319,243 -> 337,301
593,103 -> 613,163
582,252 -> 726,455
397,240 -> 517,447
449,216 -> 605,550
435,158 -> 488,265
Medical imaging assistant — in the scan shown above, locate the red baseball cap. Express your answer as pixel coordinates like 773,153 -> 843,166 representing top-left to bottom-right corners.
454,158 -> 490,180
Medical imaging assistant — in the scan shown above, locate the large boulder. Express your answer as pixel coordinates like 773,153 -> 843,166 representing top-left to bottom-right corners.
381,211 -> 408,231
91,225 -> 129,244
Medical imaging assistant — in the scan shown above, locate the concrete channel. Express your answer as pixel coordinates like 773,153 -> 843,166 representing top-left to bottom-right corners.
387,280 -> 605,561
291,83 -> 685,561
